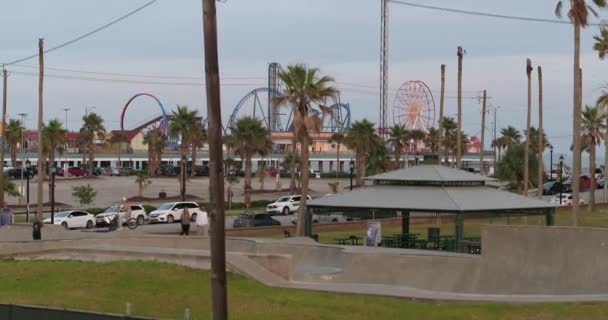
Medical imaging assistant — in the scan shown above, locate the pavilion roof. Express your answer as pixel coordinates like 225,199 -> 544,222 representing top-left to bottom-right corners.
365,165 -> 495,185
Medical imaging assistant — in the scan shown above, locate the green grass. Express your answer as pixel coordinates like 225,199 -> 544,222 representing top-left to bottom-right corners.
0,260 -> 607,320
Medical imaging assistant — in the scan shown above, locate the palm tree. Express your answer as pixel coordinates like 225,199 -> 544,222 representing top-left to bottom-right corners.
581,105 -> 607,212
328,132 -> 345,176
227,117 -> 272,208
594,26 -> 608,59
5,119 -> 23,166
226,175 -> 239,210
425,127 -> 440,158
189,120 -> 207,177
410,129 -> 426,153
169,105 -> 198,161
524,127 -> 550,155
500,126 -> 522,149
594,28 -> 608,210
134,170 -> 152,197
344,119 -> 380,186
142,128 -> 164,177
491,137 -> 506,162
81,112 -> 105,177
273,64 -> 338,236
496,143 -> 539,192
456,46 -> 465,168
449,131 -> 469,163
110,131 -> 130,167
42,119 -> 67,175
366,142 -> 391,175
525,59 -> 533,196
442,117 -> 457,166
556,0 -> 607,225
257,161 -> 268,190
388,124 -> 409,169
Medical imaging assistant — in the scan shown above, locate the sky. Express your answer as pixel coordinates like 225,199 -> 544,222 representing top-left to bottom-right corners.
2,0 -> 608,165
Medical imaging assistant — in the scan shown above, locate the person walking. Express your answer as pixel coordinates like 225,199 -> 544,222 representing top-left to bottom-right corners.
180,206 -> 190,236
123,197 -> 132,225
196,207 -> 209,236
0,203 -> 13,226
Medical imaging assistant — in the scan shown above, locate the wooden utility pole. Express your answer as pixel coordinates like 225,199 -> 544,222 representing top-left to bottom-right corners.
36,38 -> 44,222
456,47 -> 464,168
0,67 -> 7,206
572,67 -> 582,226
202,1 -> 228,319
480,90 -> 487,175
438,65 -> 445,165
493,107 -> 498,166
524,59 -> 532,196
537,66 -> 544,199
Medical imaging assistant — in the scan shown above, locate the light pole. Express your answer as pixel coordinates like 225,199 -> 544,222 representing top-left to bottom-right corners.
17,113 -> 27,202
559,155 -> 564,206
63,108 -> 70,170
25,159 -> 30,223
549,144 -> 553,181
181,154 -> 187,201
349,160 -> 355,191
50,166 -> 56,223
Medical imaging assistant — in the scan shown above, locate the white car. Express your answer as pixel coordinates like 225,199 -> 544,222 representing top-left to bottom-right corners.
148,202 -> 203,223
43,210 -> 95,229
549,193 -> 585,206
292,212 -> 350,225
95,204 -> 147,227
266,195 -> 312,215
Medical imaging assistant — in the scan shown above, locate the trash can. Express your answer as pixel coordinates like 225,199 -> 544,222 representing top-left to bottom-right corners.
32,222 -> 42,240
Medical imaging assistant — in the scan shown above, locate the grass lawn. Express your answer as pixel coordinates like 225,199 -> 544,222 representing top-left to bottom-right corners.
1,260 -> 607,320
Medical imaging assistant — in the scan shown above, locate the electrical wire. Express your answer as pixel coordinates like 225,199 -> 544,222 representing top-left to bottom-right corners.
2,0 -> 159,66
389,0 -> 605,26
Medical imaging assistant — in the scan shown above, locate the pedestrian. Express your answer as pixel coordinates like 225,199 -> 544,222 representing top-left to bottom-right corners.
123,197 -> 132,226
0,203 -> 13,226
196,207 -> 209,236
180,206 -> 190,236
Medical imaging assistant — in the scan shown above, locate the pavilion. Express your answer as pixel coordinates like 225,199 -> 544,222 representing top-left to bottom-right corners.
306,165 -> 556,252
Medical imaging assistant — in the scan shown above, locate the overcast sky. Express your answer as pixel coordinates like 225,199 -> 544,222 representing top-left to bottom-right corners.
2,0 -> 608,162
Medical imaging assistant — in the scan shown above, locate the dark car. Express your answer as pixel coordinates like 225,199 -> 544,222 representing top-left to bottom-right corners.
6,168 -> 32,179
118,167 -> 131,176
543,181 -> 564,195
229,168 -> 245,177
68,167 -> 87,177
160,164 -> 178,176
233,213 -> 281,228
194,165 -> 209,177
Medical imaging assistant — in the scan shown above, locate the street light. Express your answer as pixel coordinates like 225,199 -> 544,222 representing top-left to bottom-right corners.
25,159 -> 31,223
559,155 -> 564,206
181,154 -> 187,201
349,160 -> 355,191
50,166 -> 56,224
549,144 -> 554,181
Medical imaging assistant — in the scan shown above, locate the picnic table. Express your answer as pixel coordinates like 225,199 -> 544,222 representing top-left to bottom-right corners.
335,235 -> 361,246
461,237 -> 482,254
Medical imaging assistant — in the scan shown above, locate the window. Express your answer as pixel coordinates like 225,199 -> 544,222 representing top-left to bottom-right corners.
71,212 -> 86,217
186,203 -> 199,209
131,206 -> 142,211
254,214 -> 266,220
292,196 -> 301,202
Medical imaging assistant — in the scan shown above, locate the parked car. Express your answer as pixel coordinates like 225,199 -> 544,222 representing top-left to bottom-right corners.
148,201 -> 203,223
160,164 -> 178,176
6,168 -> 32,179
80,164 -> 101,176
109,167 -> 120,176
118,167 -> 131,176
292,212 -> 350,225
233,212 -> 281,228
194,165 -> 209,176
68,167 -> 87,177
43,210 -> 95,229
266,195 -> 312,215
95,204 -> 147,227
549,193 -> 585,206
543,181 -> 565,195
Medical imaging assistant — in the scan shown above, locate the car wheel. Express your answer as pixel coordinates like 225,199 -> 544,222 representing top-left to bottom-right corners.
61,222 -> 68,229
282,207 -> 290,215
167,215 -> 174,223
137,215 -> 145,225
86,220 -> 94,229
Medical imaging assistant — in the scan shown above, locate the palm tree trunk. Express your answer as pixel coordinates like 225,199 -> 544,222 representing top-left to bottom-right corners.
394,148 -> 401,170
290,136 -> 297,194
296,134 -> 310,237
191,146 -> 197,177
244,154 -> 252,208
10,146 -> 16,168
524,59 -> 532,197
88,146 -> 94,177
356,152 -> 365,186
438,65 -> 445,166
589,143 -> 596,213
81,144 -> 86,168
335,143 -> 340,178
456,47 -> 463,169
537,66 -> 544,199
572,23 -> 582,226
117,144 -> 121,168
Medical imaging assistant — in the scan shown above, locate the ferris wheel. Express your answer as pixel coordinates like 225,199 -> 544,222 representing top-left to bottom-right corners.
392,80 -> 436,132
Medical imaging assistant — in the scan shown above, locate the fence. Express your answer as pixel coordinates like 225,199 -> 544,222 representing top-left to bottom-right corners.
0,304 -> 177,320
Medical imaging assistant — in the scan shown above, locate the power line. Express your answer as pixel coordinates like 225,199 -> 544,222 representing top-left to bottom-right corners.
389,0 -> 605,26
2,0 -> 159,66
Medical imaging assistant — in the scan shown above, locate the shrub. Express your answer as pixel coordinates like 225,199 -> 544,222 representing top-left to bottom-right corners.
72,184 -> 97,208
87,207 -> 106,215
142,204 -> 157,214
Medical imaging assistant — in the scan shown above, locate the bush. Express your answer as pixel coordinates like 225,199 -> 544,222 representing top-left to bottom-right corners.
142,204 -> 157,214
87,207 -> 106,215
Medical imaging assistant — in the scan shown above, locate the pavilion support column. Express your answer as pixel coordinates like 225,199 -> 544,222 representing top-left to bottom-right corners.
304,207 -> 313,237
402,211 -> 410,234
545,209 -> 555,226
455,213 -> 464,253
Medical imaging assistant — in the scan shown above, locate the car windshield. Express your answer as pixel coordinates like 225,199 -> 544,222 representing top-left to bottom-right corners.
103,206 -> 119,213
237,214 -> 252,219
276,197 -> 290,202
55,211 -> 70,218
158,203 -> 175,210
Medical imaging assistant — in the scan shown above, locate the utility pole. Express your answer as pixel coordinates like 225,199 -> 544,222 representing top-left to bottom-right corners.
18,113 -> 27,204
524,59 -> 533,197
438,65 -> 445,165
537,66 -> 544,199
36,38 -> 44,223
0,67 -> 7,206
456,46 -> 464,169
493,106 -> 498,167
480,90 -> 487,176
202,1 -> 227,319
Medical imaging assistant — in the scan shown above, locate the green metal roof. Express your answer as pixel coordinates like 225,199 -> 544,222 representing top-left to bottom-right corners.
366,165 -> 495,184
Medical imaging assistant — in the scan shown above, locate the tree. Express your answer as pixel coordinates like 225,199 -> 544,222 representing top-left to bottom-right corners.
581,105 -> 607,212
425,127 -> 440,159
3,178 -> 19,198
169,105 -> 198,161
500,126 -> 522,149
328,132 -> 345,177
72,184 -> 97,208
449,131 -> 469,162
273,64 -> 338,236
524,127 -> 550,155
442,117 -> 457,166
410,129 -> 426,153
594,27 -> 608,212
456,46 -> 465,168
388,124 -> 409,169
257,161 -> 268,190
556,0 -> 607,226
42,119 -> 67,176
134,170 -> 152,197
226,175 -> 239,210
594,26 -> 608,59
227,117 -> 272,208
496,143 -> 539,193
189,120 -> 207,177
366,142 -> 391,175
345,119 -> 380,186
524,59 -> 533,196
5,119 -> 23,166
142,128 -> 165,177
110,131 -> 130,167
81,112 -> 105,177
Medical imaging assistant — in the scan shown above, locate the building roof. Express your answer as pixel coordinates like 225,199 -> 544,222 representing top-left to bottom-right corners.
307,185 -> 555,213
365,165 -> 495,184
